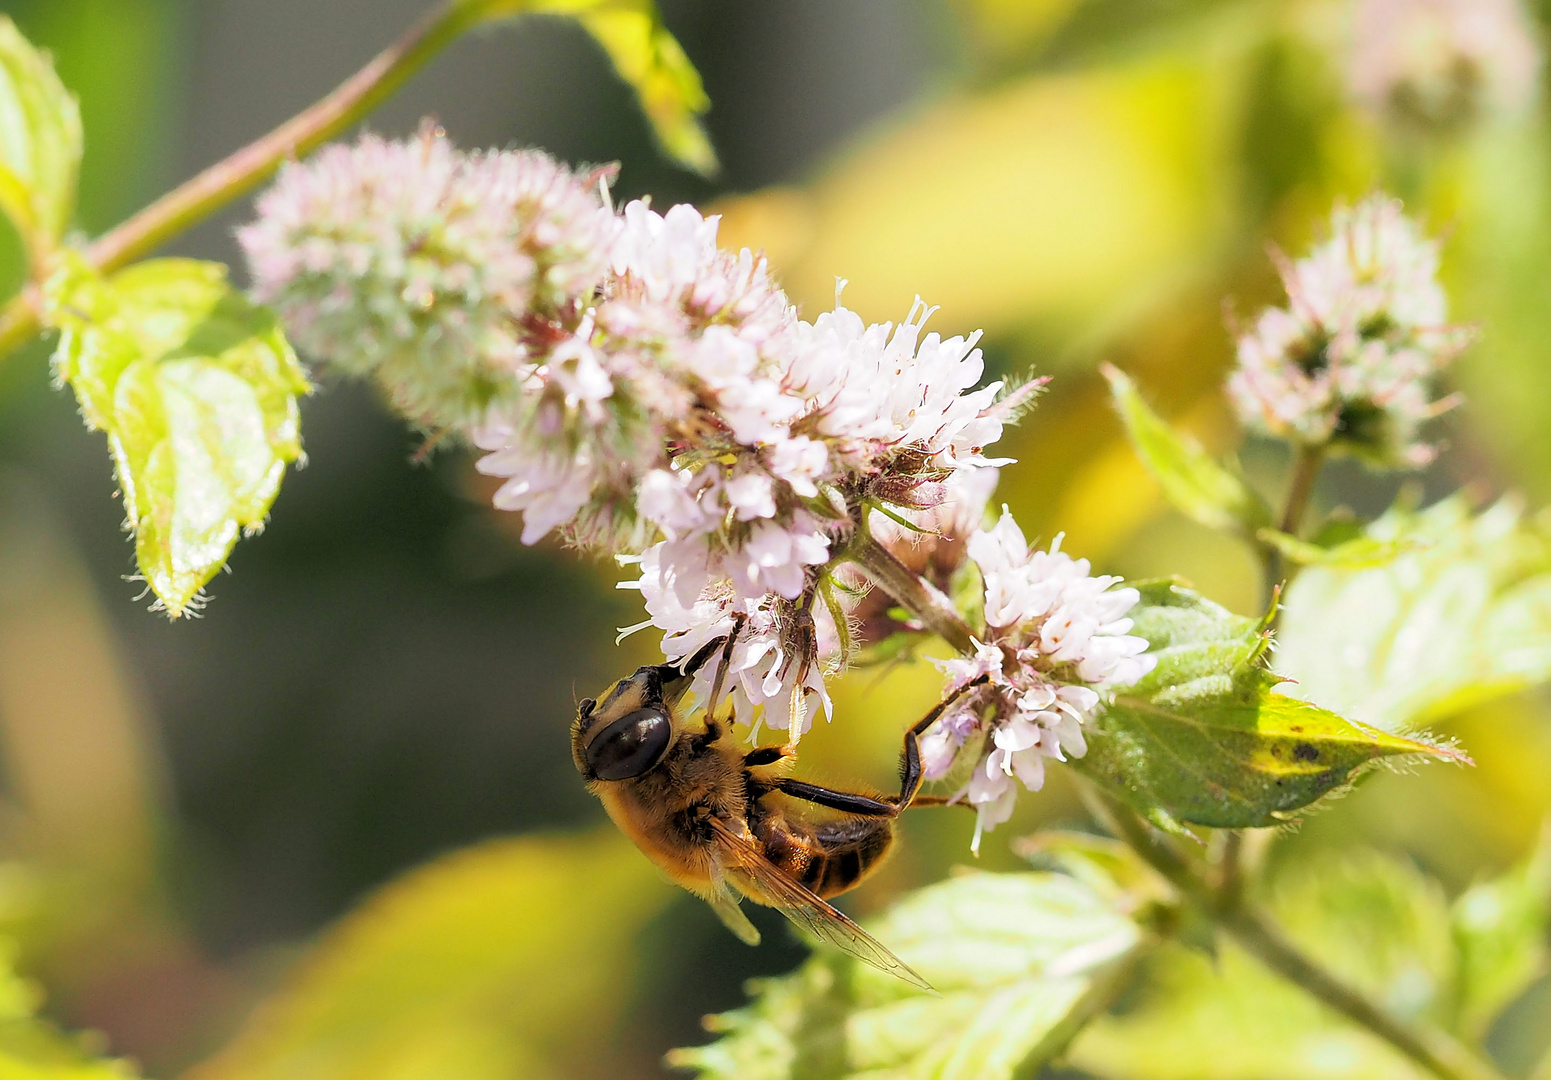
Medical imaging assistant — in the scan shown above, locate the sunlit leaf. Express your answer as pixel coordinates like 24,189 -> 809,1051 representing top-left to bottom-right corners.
1070,851 -> 1456,1080
670,871 -> 1148,1080
1453,123 -> 1551,505
0,939 -> 139,1079
1013,830 -> 1172,908
948,0 -> 1087,70
184,832 -> 673,1080
1450,826 -> 1551,1039
714,54 -> 1240,334
43,254 -> 309,617
1103,364 -> 1270,535
0,17 -> 81,259
1258,527 -> 1419,569
468,0 -> 715,175
951,0 -> 1256,77
1277,495 -> 1551,732
1071,582 -> 1457,829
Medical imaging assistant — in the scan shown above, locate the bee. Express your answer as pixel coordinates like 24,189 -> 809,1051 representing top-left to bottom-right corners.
572,634 -> 982,990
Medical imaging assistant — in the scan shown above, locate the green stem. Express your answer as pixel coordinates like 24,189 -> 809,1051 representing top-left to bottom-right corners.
848,527 -> 976,655
1222,908 -> 1505,1080
1261,442 -> 1326,607
1215,828 -> 1246,907
0,287 -> 42,361
1092,792 -> 1508,1080
0,0 -> 480,364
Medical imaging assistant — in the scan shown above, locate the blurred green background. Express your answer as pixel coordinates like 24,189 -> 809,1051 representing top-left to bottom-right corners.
0,1 -> 1549,1077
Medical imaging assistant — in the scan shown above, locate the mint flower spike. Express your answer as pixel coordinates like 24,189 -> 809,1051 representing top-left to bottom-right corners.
1348,0 -> 1541,132
242,129 -> 1027,737
1227,194 -> 1473,469
620,543 -> 840,741
925,508 -> 1156,853
238,129 -> 615,432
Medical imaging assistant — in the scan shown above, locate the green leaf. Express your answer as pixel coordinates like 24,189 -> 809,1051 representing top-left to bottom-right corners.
1258,527 -> 1422,569
44,254 -> 309,617
1071,582 -> 1457,828
1070,851 -> 1456,1080
670,871 -> 1148,1080
1450,826 -> 1551,1039
0,17 -> 81,259
0,938 -> 140,1079
1277,495 -> 1551,732
467,0 -> 716,176
1014,831 -> 1171,907
1273,851 -> 1458,1024
1102,364 -> 1270,536
184,832 -> 673,1080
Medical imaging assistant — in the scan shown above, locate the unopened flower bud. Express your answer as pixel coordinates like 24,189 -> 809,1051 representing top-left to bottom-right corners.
1227,195 -> 1471,468
239,130 -> 615,431
1348,0 -> 1540,133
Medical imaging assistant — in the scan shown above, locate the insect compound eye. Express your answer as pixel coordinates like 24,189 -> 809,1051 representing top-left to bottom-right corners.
584,708 -> 672,781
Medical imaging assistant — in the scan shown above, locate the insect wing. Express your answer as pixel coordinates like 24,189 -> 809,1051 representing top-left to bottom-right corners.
707,817 -> 933,992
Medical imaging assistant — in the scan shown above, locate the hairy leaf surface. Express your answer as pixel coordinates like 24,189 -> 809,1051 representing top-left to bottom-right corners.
0,17 -> 80,257
1277,496 -> 1551,732
45,255 -> 309,616
1072,582 -> 1455,828
1102,363 -> 1269,535
670,871 -> 1147,1080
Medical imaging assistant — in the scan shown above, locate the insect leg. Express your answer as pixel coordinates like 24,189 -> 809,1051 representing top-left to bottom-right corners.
704,613 -> 747,720
744,745 -> 792,767
694,714 -> 723,749
901,794 -> 974,811
679,634 -> 729,677
770,778 -> 898,818
891,673 -> 991,808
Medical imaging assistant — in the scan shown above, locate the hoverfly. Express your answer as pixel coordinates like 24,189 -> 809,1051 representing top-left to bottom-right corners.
572,634 -> 982,990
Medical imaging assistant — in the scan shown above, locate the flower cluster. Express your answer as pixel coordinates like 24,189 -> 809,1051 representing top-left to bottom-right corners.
502,201 -> 1014,602
622,544 -> 841,738
1348,0 -> 1541,132
239,130 -> 616,431
1227,195 -> 1471,468
242,129 -> 1024,735
920,509 -> 1154,850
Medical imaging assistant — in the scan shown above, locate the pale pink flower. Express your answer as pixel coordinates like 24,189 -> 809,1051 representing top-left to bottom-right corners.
239,131 -> 613,430
1227,195 -> 1471,467
931,507 -> 1154,848
473,416 -> 600,546
1348,0 -> 1540,130
623,544 -> 838,736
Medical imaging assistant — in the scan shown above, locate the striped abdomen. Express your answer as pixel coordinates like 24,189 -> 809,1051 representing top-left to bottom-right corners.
757,812 -> 895,900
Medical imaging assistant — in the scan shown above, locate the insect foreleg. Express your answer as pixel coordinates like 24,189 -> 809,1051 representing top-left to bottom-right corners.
744,745 -> 792,767
703,613 -> 746,721
891,673 -> 991,808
